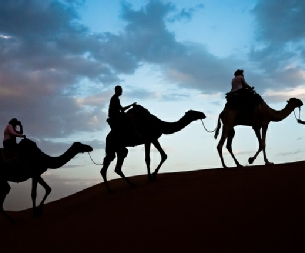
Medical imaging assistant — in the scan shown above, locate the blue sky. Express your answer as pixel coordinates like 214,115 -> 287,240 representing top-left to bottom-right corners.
2,0 -> 305,210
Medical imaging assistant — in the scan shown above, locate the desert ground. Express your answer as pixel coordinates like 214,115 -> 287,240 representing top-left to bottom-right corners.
1,161 -> 305,252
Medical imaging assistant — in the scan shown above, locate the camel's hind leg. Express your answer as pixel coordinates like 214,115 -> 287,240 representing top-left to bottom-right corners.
0,181 -> 14,223
226,129 -> 242,167
217,127 -> 230,168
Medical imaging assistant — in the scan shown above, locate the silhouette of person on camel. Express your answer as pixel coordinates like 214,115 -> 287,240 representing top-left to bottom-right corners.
3,118 -> 26,151
108,85 -> 141,137
230,69 -> 251,94
226,69 -> 261,109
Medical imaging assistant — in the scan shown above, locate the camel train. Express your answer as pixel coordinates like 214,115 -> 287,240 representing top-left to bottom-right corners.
0,84 -> 303,222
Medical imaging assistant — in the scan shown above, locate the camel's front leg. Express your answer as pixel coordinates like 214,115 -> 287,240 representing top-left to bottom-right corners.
31,178 -> 39,217
115,148 -> 136,188
35,176 -> 51,216
261,124 -> 273,165
151,139 -> 167,179
248,127 -> 263,164
145,142 -> 152,180
0,180 -> 14,223
100,152 -> 116,193
226,129 -> 242,167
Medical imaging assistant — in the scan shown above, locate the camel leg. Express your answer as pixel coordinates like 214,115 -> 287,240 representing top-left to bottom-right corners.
0,181 -> 14,223
31,178 -> 39,217
217,127 -> 230,168
248,127 -> 263,164
226,129 -> 242,167
115,148 -> 136,188
261,124 -> 273,165
145,142 -> 152,180
35,176 -> 51,216
151,139 -> 167,179
100,152 -> 116,193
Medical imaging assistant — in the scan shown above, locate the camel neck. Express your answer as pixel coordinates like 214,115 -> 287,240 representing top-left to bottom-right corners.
161,115 -> 193,134
267,103 -> 294,122
44,145 -> 78,169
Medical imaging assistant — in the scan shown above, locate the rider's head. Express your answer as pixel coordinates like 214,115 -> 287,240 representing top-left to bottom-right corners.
234,69 -> 244,77
9,118 -> 19,127
114,85 -> 122,96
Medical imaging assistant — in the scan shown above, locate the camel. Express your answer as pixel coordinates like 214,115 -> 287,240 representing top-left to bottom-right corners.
0,138 -> 93,222
214,97 -> 303,168
100,105 -> 206,193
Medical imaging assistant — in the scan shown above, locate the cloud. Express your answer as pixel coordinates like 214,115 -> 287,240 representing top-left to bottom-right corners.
276,149 -> 304,157
252,1 -> 305,44
2,0 -> 305,143
249,0 -> 305,89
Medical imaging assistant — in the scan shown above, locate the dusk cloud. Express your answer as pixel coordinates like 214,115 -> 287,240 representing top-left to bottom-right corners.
1,0 -> 305,152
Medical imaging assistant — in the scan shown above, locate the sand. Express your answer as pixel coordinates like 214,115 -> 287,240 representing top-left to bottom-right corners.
1,162 -> 305,252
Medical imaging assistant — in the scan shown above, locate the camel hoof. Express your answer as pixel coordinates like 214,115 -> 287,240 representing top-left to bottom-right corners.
248,157 -> 255,164
34,207 -> 43,217
151,172 -> 158,181
266,162 -> 274,165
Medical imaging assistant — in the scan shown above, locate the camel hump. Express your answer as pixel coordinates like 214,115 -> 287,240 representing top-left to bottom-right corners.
127,104 -> 151,117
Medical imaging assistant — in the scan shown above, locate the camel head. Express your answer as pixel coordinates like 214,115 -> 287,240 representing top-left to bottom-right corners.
71,142 -> 93,153
184,110 -> 206,121
287,98 -> 303,109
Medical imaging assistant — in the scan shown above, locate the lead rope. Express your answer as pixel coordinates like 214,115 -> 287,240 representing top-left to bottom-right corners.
201,119 -> 217,133
294,106 -> 301,121
87,152 -> 103,166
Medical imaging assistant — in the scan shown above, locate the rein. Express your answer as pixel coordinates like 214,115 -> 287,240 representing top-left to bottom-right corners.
294,106 -> 301,121
200,119 -> 217,133
87,152 -> 103,166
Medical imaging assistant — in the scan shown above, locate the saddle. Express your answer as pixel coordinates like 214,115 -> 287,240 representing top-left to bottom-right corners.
225,87 -> 263,110
1,148 -> 20,163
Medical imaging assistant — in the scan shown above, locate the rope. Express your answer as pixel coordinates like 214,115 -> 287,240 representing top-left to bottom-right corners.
200,119 -> 217,133
294,107 -> 301,121
87,152 -> 103,166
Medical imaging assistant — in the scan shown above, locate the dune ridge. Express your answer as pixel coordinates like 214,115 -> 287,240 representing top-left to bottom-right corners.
1,161 -> 305,252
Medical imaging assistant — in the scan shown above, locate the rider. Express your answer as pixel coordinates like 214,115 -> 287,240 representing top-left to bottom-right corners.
230,69 -> 251,94
108,85 -> 136,119
108,86 -> 141,137
3,118 -> 26,150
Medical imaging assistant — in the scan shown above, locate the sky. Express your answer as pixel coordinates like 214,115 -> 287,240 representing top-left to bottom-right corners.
2,0 -> 305,210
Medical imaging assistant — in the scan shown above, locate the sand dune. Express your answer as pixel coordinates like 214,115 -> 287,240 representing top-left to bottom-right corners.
1,162 -> 305,252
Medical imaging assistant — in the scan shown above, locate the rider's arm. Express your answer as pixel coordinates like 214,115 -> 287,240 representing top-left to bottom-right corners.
7,124 -> 25,138
122,102 -> 137,112
15,122 -> 23,134
241,76 -> 251,89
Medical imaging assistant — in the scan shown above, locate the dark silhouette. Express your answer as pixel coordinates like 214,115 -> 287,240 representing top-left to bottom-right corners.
108,85 -> 140,137
225,70 -> 262,110
100,104 -> 206,193
230,69 -> 251,93
0,138 -> 93,222
3,118 -> 26,150
214,98 -> 303,168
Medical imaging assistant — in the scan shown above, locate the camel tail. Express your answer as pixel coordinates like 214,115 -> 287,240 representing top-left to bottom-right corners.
214,114 -> 222,139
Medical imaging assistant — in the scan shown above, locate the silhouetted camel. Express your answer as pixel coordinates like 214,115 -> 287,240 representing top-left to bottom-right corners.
214,98 -> 303,168
101,105 -> 206,193
0,138 -> 93,222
